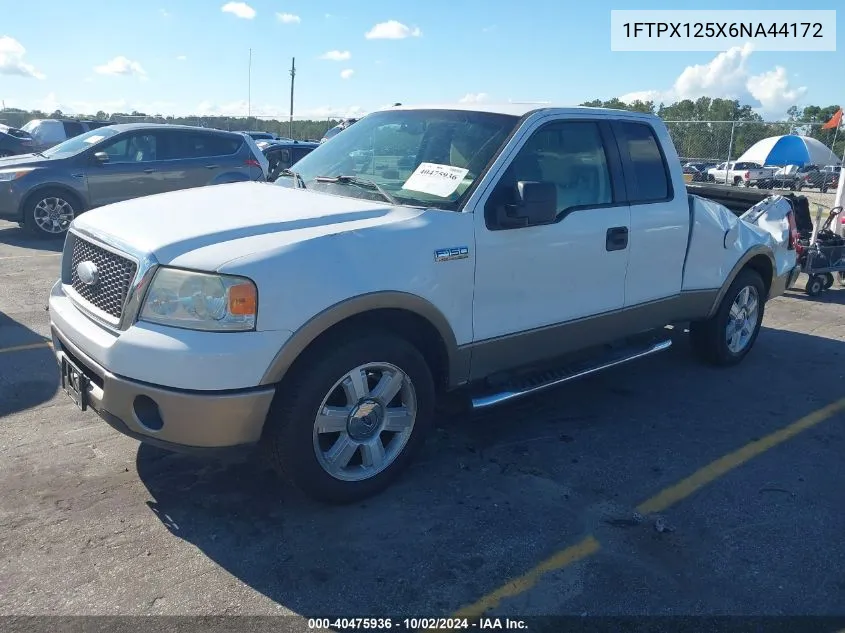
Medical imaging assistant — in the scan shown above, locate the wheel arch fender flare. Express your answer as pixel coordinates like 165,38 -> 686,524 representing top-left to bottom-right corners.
259,291 -> 467,388
706,245 -> 775,318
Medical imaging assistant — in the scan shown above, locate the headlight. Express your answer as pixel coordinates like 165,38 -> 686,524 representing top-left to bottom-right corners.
0,168 -> 35,182
139,268 -> 258,332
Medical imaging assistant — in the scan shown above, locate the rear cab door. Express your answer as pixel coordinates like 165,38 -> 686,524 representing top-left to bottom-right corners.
610,118 -> 690,306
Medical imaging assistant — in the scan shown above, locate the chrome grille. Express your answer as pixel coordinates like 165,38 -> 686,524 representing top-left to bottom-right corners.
69,235 -> 138,320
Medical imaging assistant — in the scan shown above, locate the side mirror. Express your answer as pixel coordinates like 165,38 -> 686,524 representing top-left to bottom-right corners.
93,151 -> 109,164
493,181 -> 558,229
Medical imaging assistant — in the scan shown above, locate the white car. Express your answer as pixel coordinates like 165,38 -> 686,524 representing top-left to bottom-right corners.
48,104 -> 800,504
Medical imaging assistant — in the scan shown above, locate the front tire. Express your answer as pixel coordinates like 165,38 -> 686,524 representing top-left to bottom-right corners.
689,268 -> 765,367
262,331 -> 435,504
23,188 -> 80,239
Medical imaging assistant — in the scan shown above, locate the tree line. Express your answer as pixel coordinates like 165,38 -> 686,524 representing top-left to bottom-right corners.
1,98 -> 842,162
0,108 -> 340,141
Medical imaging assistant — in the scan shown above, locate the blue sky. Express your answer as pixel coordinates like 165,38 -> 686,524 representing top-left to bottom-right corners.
0,0 -> 842,120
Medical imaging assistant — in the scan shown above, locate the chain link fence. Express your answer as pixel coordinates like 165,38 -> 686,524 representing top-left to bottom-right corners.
664,120 -> 843,167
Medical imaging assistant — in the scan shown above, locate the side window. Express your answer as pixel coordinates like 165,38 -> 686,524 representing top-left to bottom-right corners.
615,121 -> 670,203
99,133 -> 158,162
167,132 -> 242,159
62,121 -> 85,138
493,121 -> 613,215
292,147 -> 311,162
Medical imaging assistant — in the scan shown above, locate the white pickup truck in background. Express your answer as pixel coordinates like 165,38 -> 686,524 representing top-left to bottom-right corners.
708,161 -> 777,187
47,104 -> 800,504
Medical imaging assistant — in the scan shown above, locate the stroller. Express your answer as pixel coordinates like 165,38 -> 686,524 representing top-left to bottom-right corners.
791,195 -> 845,296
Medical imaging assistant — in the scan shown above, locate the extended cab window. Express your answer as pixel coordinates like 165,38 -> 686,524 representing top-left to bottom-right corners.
496,121 -> 613,214
615,121 -> 670,203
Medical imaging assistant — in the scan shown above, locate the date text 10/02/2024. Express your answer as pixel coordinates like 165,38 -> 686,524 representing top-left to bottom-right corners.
307,618 -> 529,630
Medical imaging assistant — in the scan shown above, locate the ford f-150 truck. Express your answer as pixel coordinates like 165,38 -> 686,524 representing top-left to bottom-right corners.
47,104 -> 801,504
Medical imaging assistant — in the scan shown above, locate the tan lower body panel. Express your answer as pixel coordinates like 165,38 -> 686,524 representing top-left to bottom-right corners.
52,327 -> 275,450
460,290 -> 718,382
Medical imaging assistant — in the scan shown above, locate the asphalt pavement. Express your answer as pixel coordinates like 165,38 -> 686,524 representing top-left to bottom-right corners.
0,219 -> 844,625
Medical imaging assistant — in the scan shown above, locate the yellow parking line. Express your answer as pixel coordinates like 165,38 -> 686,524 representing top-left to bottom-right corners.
452,536 -> 600,619
637,397 -> 845,515
0,341 -> 52,355
450,397 -> 845,619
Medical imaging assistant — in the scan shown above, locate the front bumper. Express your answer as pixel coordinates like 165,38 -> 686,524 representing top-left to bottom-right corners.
51,324 -> 276,455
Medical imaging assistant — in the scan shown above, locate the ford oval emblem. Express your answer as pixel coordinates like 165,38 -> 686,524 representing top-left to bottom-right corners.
76,261 -> 99,287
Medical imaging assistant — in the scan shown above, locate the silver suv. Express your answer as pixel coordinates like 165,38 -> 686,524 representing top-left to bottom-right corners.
0,124 -> 268,238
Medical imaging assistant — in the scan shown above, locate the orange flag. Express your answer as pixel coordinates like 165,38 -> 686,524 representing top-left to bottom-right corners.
822,108 -> 842,130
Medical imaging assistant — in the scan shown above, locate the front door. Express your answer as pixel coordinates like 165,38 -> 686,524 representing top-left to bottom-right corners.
84,131 -> 162,207
471,118 -> 631,371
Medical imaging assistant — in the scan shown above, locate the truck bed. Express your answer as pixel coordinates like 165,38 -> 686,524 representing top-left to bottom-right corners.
687,183 -> 776,215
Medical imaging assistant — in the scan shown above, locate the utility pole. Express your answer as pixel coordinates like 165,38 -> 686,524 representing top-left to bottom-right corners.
289,57 -> 296,139
248,48 -> 253,123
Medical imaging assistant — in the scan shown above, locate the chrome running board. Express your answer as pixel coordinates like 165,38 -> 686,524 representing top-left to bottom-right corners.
471,339 -> 673,410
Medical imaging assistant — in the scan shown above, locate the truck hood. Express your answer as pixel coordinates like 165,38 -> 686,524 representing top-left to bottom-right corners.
71,181 -> 426,270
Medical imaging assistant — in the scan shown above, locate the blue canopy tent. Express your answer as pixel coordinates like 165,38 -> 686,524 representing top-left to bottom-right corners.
736,134 -> 841,167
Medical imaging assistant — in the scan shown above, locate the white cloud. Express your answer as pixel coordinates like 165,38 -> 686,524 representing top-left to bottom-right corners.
365,20 -> 422,40
277,12 -> 300,24
340,69 -> 354,80
159,9 -> 170,17
320,50 -> 351,61
94,56 -> 147,78
459,92 -> 489,104
618,44 -> 807,118
325,13 -> 332,18
221,2 -> 255,19
176,55 -> 187,61
482,25 -> 497,33
0,36 -> 45,79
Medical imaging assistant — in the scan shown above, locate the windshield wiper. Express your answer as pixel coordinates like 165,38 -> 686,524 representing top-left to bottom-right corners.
314,174 -> 398,205
278,168 -> 306,189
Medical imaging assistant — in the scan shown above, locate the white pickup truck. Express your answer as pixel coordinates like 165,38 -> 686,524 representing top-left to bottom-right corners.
48,104 -> 801,504
707,161 -> 776,187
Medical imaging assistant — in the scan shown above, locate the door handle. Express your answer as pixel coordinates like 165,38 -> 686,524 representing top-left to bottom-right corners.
205,164 -> 220,169
606,226 -> 629,252
142,168 -> 155,174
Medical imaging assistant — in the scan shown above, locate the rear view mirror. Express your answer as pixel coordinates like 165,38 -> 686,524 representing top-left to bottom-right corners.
493,181 -> 557,229
94,151 -> 109,163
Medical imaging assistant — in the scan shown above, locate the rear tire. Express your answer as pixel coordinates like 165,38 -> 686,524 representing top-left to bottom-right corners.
261,330 -> 436,504
689,268 -> 765,367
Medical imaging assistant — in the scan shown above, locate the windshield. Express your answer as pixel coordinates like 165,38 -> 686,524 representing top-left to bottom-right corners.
281,109 -> 520,210
42,127 -> 120,158
21,121 -> 38,133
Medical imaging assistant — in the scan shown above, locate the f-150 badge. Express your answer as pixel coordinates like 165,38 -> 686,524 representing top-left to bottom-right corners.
434,247 -> 469,262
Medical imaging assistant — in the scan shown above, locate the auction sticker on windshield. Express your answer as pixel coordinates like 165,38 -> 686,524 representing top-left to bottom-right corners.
401,162 -> 470,198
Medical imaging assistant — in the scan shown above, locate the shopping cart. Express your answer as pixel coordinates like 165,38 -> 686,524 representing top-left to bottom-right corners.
794,204 -> 845,296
